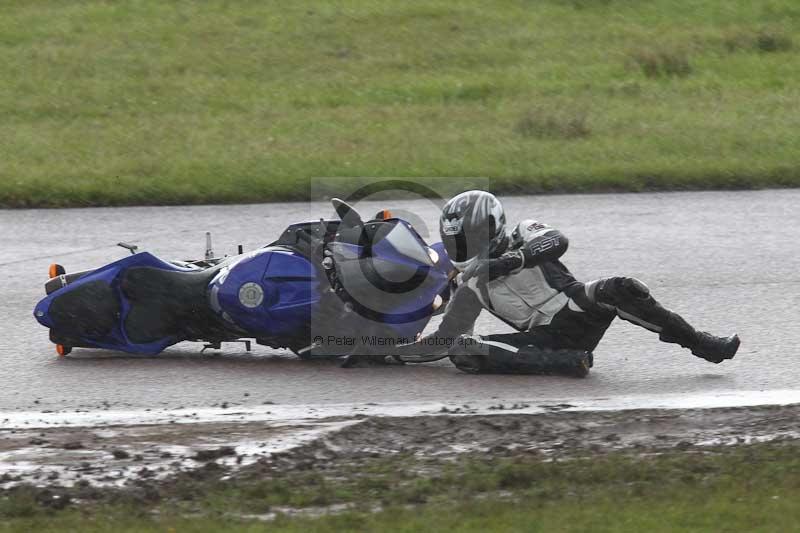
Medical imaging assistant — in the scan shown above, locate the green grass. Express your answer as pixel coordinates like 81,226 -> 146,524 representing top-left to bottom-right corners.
2,442 -> 799,532
1,0 -> 800,207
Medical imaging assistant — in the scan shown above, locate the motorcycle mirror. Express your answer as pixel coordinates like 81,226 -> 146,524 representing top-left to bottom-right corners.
117,242 -> 139,255
331,198 -> 363,228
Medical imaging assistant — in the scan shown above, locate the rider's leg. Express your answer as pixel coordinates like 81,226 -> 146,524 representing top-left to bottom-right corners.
447,301 -> 616,376
447,331 -> 594,377
585,277 -> 740,363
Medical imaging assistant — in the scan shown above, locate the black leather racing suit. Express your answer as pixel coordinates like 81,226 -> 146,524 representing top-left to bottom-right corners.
404,219 -> 720,373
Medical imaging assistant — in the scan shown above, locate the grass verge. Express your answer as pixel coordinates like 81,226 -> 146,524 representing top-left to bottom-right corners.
1,441 -> 798,532
2,1 -> 800,207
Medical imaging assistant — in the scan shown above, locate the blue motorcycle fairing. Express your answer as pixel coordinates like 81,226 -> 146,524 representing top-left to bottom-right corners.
429,241 -> 454,275
210,247 -> 321,338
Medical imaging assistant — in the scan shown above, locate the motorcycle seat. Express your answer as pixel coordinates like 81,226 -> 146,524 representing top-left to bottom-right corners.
48,280 -> 120,339
121,266 -> 219,344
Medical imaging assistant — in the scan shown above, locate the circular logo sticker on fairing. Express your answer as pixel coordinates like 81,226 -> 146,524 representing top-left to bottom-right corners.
238,282 -> 264,308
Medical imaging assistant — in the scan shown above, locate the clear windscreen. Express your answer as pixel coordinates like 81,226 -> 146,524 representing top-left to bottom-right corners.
328,221 -> 442,317
380,222 -> 433,266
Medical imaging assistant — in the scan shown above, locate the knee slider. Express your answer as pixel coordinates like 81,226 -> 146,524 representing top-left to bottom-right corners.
621,277 -> 650,300
595,277 -> 650,306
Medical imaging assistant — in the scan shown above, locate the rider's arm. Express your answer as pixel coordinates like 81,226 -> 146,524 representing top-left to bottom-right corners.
395,285 -> 483,357
436,284 -> 483,338
462,220 -> 569,282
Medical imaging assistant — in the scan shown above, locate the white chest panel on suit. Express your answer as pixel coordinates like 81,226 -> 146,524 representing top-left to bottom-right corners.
463,219 -> 570,330
466,267 -> 569,330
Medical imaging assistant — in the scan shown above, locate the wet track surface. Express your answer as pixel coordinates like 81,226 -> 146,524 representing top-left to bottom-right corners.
1,190 -> 798,414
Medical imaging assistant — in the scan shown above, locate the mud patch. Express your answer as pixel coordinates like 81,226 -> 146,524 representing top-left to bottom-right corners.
0,404 -> 798,496
251,403 -> 800,478
0,419 -> 357,489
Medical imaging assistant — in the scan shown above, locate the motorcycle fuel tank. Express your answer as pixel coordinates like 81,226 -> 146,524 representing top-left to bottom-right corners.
209,247 -> 320,338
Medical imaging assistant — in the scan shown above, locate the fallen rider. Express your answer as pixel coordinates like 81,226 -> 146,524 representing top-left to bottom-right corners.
393,190 -> 740,377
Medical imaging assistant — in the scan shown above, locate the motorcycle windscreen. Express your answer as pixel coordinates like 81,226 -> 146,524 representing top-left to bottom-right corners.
330,222 -> 446,324
378,222 -> 435,267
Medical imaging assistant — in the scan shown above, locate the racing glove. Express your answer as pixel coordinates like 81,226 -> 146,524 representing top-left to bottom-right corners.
460,254 -> 524,283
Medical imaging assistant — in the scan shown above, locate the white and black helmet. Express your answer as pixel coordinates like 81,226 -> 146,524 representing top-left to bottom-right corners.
439,190 -> 507,270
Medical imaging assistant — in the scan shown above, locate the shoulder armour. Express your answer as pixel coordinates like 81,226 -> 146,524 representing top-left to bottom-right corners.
512,219 -> 551,247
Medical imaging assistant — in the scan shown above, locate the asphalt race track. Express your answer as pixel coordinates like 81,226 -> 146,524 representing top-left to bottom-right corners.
1,190 -> 798,415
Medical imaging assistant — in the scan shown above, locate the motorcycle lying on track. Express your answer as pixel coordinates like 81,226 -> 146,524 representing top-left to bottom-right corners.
33,199 -> 455,359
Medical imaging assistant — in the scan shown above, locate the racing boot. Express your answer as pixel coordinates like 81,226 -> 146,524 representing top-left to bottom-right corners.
447,336 -> 488,374
658,314 -> 740,364
568,351 -> 593,378
448,335 -> 593,377
688,332 -> 740,364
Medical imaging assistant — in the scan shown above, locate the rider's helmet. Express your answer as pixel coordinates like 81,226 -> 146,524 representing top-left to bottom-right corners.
439,190 -> 507,270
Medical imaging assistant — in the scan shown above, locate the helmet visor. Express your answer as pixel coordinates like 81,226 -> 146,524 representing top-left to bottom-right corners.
441,216 -> 496,269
